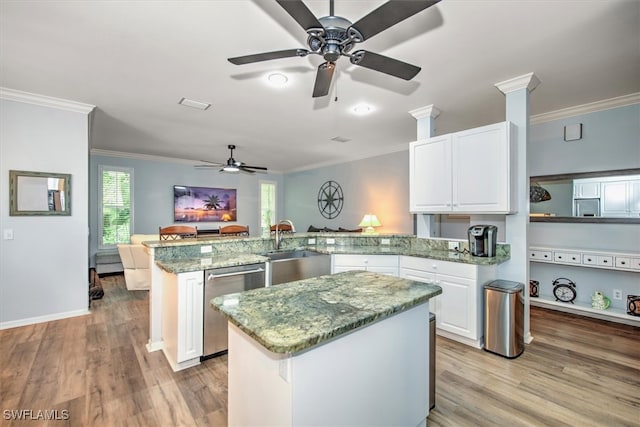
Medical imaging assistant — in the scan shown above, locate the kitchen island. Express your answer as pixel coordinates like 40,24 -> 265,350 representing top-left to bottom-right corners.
212,270 -> 442,427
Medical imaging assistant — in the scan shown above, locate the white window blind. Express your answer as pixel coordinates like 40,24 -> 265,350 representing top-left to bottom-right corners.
99,165 -> 133,248
260,181 -> 277,237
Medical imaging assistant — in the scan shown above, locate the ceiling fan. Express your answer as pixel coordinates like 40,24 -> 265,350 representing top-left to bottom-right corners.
228,0 -> 440,97
195,145 -> 268,174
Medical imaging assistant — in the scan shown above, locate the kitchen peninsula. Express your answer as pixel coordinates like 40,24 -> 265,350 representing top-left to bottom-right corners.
212,270 -> 442,427
145,233 -> 509,370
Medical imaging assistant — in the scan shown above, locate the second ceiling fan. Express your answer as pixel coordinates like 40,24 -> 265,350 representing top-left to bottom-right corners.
228,0 -> 440,97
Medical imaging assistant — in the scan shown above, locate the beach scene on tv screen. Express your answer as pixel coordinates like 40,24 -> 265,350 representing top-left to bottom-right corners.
174,185 -> 237,222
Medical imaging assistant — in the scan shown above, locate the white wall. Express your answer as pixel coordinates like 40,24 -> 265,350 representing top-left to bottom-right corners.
0,93 -> 92,328
283,150 -> 413,234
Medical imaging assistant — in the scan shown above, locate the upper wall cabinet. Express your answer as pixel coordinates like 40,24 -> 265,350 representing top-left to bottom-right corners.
410,121 -> 517,214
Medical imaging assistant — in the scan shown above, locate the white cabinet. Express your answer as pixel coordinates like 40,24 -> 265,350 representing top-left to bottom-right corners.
162,270 -> 204,371
601,179 -> 640,217
409,121 -> 516,214
332,254 -> 399,276
399,256 -> 497,348
573,180 -> 600,198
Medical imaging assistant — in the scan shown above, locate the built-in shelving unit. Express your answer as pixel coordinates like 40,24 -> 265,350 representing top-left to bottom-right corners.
529,246 -> 640,326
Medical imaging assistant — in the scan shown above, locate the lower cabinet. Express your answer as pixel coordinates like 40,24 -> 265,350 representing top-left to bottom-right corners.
162,270 -> 204,371
331,254 -> 399,277
400,256 -> 496,348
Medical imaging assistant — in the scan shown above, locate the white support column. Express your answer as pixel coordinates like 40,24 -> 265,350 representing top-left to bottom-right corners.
494,72 -> 541,344
409,105 -> 441,238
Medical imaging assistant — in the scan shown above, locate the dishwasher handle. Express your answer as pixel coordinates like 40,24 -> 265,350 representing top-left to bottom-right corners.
207,267 -> 264,280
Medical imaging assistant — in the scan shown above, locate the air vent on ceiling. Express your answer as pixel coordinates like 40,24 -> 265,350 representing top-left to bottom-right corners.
330,136 -> 351,143
178,97 -> 211,110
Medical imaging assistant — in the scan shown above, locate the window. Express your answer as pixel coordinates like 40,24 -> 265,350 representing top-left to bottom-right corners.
259,181 -> 277,237
99,165 -> 133,248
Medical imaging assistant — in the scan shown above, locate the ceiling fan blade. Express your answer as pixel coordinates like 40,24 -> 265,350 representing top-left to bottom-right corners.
228,49 -> 309,65
350,0 -> 440,41
242,165 -> 268,171
195,165 -> 222,168
350,50 -> 420,80
276,0 -> 323,32
239,167 -> 256,174
312,62 -> 336,98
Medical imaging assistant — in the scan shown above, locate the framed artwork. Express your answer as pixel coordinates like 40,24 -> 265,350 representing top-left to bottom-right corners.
174,185 -> 236,222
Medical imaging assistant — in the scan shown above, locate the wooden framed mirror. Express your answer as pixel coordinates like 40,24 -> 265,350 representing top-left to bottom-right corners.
530,168 -> 640,224
9,170 -> 71,216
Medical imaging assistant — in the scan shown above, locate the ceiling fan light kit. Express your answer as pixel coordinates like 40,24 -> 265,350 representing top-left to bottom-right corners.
227,0 -> 440,97
196,144 -> 268,174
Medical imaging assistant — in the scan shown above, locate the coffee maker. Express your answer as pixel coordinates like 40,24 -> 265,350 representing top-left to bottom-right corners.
468,225 -> 498,257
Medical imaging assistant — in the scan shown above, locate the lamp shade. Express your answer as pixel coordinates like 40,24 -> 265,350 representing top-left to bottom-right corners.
221,213 -> 232,221
358,214 -> 381,234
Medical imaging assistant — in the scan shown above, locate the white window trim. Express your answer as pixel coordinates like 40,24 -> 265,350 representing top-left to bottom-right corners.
98,165 -> 134,250
259,180 -> 277,237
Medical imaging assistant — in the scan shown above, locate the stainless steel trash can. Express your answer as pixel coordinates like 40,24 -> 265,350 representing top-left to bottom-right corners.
484,280 -> 524,358
429,312 -> 435,409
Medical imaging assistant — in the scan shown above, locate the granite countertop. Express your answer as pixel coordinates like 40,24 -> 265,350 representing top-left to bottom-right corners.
313,245 -> 509,265
211,270 -> 442,354
156,253 -> 269,273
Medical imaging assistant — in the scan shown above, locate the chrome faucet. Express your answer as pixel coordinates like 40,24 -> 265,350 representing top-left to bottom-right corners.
274,219 -> 295,250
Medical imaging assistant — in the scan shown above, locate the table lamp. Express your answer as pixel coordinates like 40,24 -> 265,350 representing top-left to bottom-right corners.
358,214 -> 381,234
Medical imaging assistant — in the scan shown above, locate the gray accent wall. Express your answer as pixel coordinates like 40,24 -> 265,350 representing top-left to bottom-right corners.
89,154 -> 284,263
1,98 -> 90,326
283,150 -> 413,234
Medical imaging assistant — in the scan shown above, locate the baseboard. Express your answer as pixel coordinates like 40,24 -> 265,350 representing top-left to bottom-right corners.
0,308 -> 90,330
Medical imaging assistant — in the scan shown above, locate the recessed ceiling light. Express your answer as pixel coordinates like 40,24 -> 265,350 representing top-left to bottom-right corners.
266,72 -> 289,87
352,103 -> 373,115
178,97 -> 211,110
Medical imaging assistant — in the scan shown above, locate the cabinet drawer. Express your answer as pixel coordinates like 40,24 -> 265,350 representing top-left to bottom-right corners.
614,257 -> 634,269
582,254 -> 597,265
529,250 -> 552,261
553,252 -> 581,264
597,255 -> 614,268
400,256 -> 475,278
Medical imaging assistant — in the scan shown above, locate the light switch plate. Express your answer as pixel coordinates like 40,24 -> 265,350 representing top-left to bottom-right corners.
381,238 -> 391,245
200,245 -> 212,254
3,229 -> 13,240
326,238 -> 335,244
308,238 -> 316,245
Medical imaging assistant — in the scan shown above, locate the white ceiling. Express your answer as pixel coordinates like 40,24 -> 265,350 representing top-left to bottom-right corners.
1,0 -> 639,173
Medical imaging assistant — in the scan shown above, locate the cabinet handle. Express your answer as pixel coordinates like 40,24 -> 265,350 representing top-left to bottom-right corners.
587,258 -> 592,262
531,253 -> 535,257
558,256 -> 563,259
621,261 -> 626,265
603,260 -> 608,263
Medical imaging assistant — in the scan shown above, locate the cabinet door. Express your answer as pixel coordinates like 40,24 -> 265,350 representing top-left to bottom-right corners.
573,181 -> 600,198
178,271 -> 204,363
409,136 -> 452,212
452,122 -> 515,213
437,274 -> 476,339
630,180 -> 640,217
601,180 -> 629,217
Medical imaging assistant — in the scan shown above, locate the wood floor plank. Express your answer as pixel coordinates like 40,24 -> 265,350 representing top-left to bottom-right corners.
1,274 -> 638,427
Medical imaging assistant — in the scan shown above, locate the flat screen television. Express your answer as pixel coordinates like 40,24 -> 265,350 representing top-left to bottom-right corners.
173,185 -> 237,222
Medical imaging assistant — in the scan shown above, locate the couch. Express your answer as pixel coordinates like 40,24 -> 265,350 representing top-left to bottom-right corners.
117,234 -> 157,291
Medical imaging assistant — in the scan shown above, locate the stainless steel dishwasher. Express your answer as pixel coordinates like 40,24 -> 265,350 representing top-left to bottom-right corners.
202,263 -> 265,359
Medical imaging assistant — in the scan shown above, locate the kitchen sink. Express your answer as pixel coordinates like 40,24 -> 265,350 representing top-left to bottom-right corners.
266,249 -> 331,285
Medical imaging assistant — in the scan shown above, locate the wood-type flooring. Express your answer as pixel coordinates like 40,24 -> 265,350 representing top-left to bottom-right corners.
1,273 -> 638,426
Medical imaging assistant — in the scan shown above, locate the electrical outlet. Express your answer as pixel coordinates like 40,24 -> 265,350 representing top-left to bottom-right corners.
448,241 -> 460,251
308,238 -> 316,245
381,238 -> 391,245
326,238 -> 335,245
200,245 -> 212,254
612,289 -> 622,300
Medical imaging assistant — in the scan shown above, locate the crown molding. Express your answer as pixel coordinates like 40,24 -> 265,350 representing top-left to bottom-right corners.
530,92 -> 640,125
495,72 -> 541,95
0,87 -> 95,114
